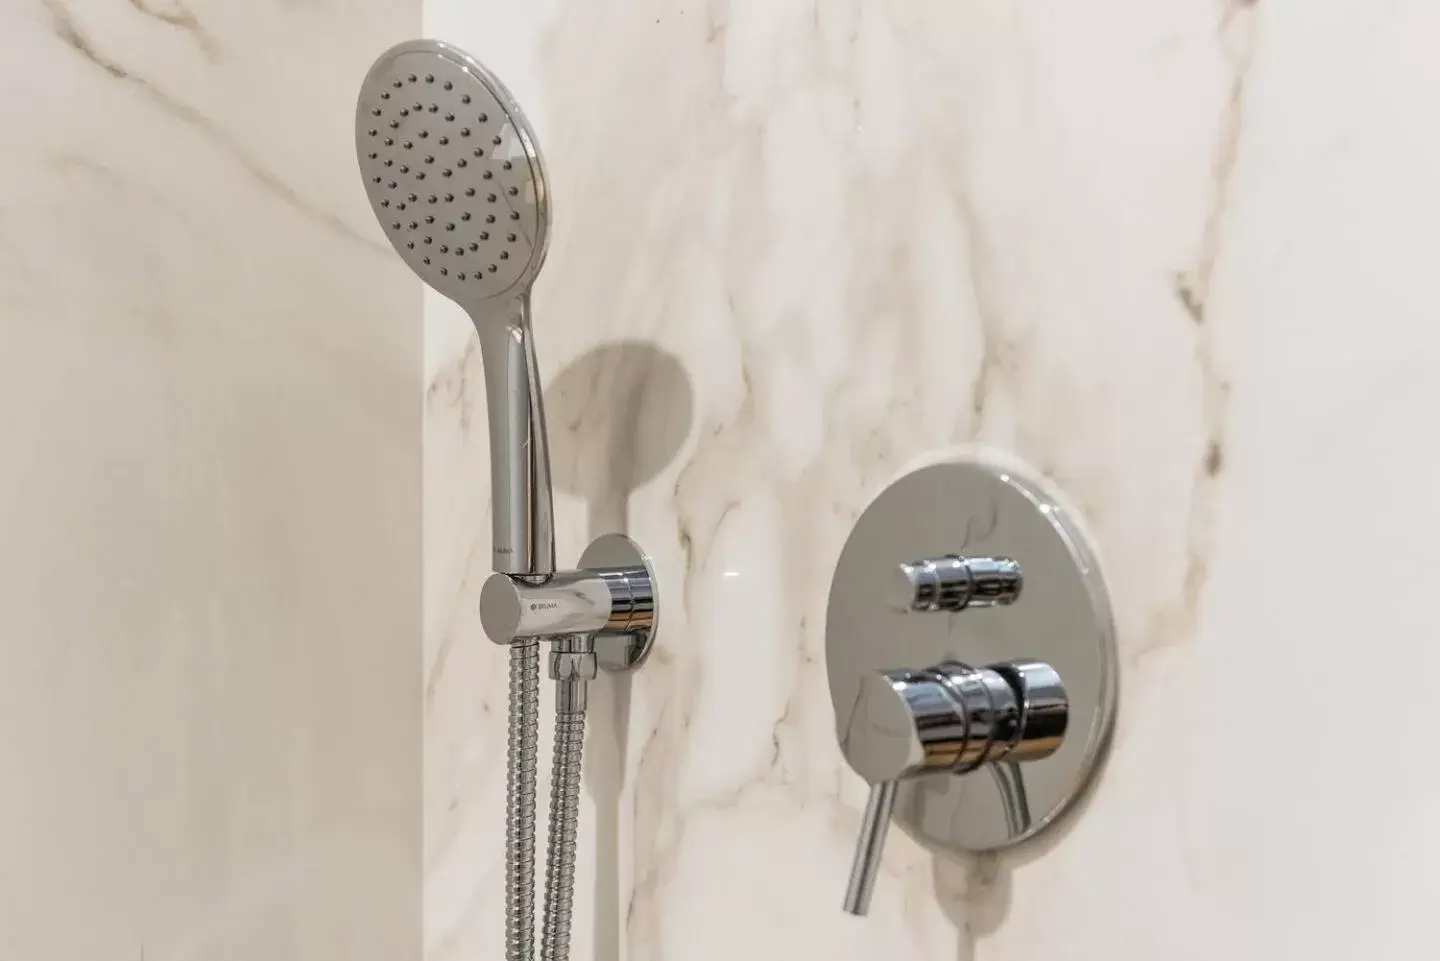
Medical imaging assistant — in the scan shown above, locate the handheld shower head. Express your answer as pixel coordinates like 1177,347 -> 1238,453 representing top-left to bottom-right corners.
357,40 -> 550,301
357,39 -> 554,576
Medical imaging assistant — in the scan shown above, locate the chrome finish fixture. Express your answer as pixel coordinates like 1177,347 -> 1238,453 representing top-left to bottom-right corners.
479,534 -> 658,674
479,570 -> 635,638
576,533 -> 659,674
827,457 -> 1117,916
534,535 -> 656,961
840,658 -> 1068,915
505,639 -> 540,954
480,542 -> 655,648
548,634 -> 597,713
842,780 -> 896,916
357,42 -> 661,961
358,39 -> 553,961
357,39 -> 553,578
538,535 -> 654,960
841,659 -> 1066,784
542,649 -> 586,961
888,555 -> 1022,612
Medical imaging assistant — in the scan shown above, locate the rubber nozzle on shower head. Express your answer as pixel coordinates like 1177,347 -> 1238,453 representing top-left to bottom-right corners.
355,40 -> 550,305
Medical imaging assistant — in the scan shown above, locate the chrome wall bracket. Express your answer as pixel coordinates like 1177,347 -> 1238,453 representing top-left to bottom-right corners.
480,533 -> 658,708
826,457 -> 1117,914
480,534 -> 657,669
576,533 -> 659,674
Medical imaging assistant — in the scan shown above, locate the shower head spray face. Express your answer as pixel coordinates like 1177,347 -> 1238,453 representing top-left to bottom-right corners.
356,40 -> 555,576
356,40 -> 550,304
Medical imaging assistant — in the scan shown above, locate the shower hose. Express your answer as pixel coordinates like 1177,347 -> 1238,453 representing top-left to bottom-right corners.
507,634 -> 588,961
541,706 -> 585,961
506,641 -> 540,961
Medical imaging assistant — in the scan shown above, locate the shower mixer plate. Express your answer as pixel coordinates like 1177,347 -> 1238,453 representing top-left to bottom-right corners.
579,534 -> 658,673
826,458 -> 1117,854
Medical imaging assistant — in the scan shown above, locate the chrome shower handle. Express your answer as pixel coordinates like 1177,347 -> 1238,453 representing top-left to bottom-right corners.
841,665 -> 973,915
843,781 -> 898,916
840,658 -> 1068,916
471,293 -> 555,577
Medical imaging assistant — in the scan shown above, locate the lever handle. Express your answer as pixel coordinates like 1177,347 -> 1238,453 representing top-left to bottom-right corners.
843,781 -> 897,916
840,658 -> 1067,916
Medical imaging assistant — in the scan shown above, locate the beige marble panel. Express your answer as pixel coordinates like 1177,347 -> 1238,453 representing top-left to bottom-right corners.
425,2 -> 1440,959
0,2 -> 422,959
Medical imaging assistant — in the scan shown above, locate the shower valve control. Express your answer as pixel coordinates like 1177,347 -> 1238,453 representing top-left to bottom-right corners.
827,459 -> 1119,920
843,654 -> 1067,787
887,554 -> 1023,613
839,554 -> 1069,916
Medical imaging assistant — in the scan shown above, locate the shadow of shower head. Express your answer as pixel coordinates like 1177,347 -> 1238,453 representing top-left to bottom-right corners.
355,39 -> 551,307
547,342 -> 695,533
355,39 -> 556,576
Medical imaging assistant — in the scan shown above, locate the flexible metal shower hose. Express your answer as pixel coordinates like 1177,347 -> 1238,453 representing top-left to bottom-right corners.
507,641 -> 540,961
540,709 -> 586,961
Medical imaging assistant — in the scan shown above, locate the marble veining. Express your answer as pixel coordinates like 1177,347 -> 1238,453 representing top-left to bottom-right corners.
425,2 -> 1440,960
0,1 -> 421,958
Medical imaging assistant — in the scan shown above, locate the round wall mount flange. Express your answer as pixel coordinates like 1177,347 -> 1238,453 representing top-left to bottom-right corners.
826,457 -> 1117,854
579,533 -> 658,673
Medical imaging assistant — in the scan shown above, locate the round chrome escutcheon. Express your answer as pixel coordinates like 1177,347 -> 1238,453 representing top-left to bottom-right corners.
579,533 -> 658,673
826,457 -> 1117,854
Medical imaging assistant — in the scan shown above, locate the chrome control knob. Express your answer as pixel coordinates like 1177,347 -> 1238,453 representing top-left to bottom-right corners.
886,554 -> 1022,613
842,660 -> 1066,785
841,655 -> 1068,916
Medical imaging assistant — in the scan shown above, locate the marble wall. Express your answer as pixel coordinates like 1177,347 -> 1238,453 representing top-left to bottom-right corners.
424,2 -> 1440,960
0,2 -> 421,959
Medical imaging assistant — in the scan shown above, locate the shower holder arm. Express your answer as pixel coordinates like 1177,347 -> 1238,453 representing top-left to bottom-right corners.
480,533 -> 659,674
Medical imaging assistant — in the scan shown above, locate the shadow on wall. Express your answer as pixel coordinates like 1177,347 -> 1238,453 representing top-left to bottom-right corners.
933,854 -> 1011,961
547,339 -> 695,536
931,713 -> 1118,960
545,340 -> 694,961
